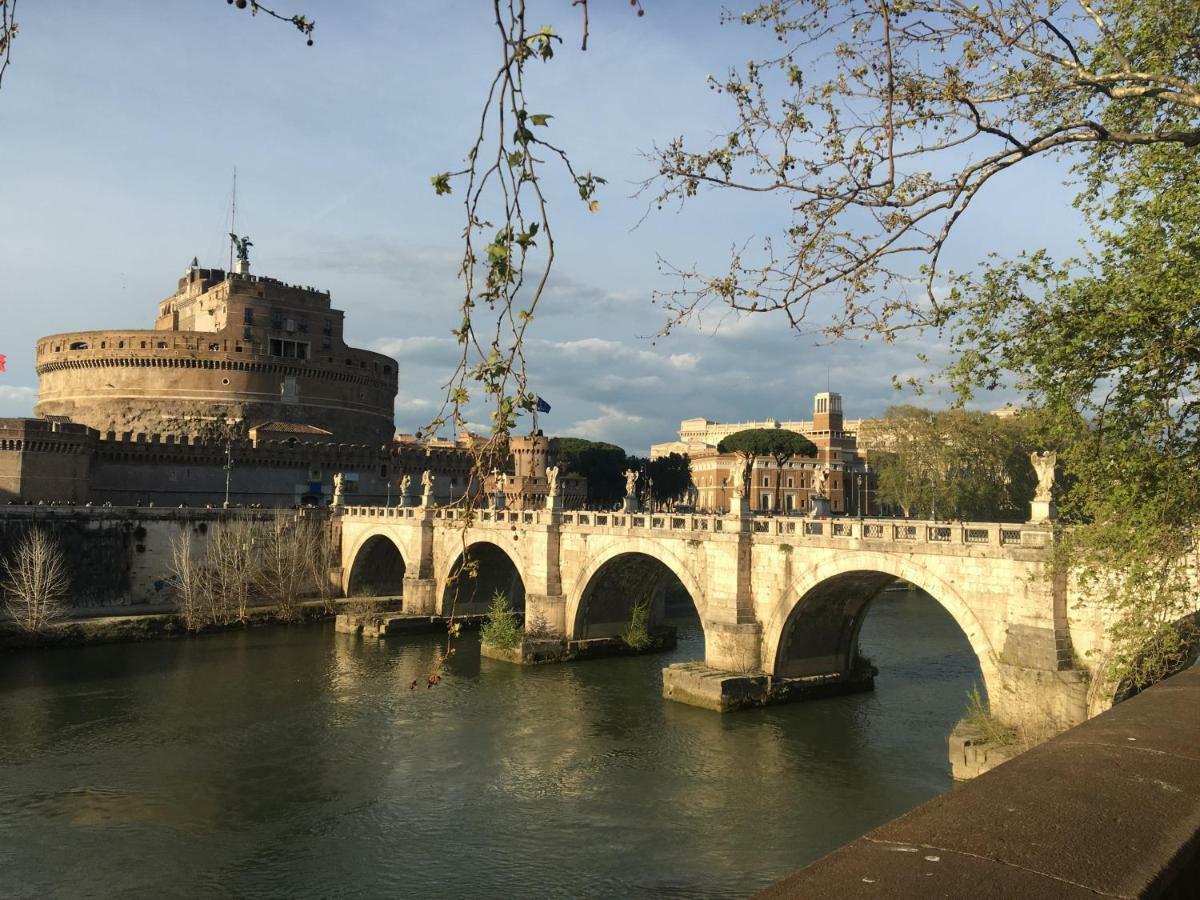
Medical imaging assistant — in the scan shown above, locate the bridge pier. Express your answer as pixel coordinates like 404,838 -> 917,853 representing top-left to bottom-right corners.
402,576 -> 438,616
525,593 -> 566,636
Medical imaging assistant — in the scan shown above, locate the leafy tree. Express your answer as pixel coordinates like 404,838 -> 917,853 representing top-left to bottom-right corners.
646,453 -> 692,506
718,428 -> 817,511
547,436 -> 627,507
646,0 -> 1200,341
860,407 -> 1036,521
943,135 -> 1200,697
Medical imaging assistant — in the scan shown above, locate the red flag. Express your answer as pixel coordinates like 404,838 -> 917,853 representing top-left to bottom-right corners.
0,354 -> 6,372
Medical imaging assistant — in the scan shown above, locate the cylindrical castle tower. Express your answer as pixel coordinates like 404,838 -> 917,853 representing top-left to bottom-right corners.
34,263 -> 398,443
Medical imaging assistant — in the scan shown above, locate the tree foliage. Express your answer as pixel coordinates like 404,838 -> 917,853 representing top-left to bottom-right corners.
717,428 -> 816,460
646,0 -> 1200,340
943,135 -> 1200,696
646,452 -> 692,505
547,436 -> 628,506
859,406 -> 1036,520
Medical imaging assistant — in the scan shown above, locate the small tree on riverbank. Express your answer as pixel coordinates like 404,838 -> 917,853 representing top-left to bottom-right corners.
256,512 -> 316,622
168,526 -> 209,632
480,590 -> 522,650
206,519 -> 260,624
1,528 -> 70,633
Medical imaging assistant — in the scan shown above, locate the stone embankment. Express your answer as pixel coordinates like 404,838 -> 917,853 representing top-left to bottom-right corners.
0,601 -> 333,650
756,665 -> 1200,898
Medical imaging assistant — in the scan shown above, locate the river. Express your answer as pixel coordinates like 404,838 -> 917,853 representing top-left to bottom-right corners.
0,589 -> 980,899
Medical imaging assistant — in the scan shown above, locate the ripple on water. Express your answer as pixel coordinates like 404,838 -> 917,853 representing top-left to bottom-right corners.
0,591 -> 979,898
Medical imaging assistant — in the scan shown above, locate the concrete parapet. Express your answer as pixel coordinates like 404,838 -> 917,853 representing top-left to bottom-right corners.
947,720 -> 1018,781
755,666 -> 1200,899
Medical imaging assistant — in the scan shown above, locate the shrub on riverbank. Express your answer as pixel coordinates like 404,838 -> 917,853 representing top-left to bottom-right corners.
622,598 -> 652,650
167,513 -> 332,631
1,528 -> 70,633
480,591 -> 522,649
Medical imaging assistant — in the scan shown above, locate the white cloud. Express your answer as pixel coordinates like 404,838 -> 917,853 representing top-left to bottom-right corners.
0,385 -> 37,418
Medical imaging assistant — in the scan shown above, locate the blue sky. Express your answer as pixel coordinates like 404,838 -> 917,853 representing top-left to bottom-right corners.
0,2 -> 1087,453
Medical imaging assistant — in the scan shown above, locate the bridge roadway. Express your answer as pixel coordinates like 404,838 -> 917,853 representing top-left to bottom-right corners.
338,505 -> 1113,732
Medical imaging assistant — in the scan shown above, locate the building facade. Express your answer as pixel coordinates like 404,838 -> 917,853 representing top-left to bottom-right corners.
652,392 -> 874,515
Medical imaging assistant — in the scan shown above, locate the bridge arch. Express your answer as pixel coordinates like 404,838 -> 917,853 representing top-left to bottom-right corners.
762,550 -> 1001,695
565,541 -> 707,642
438,540 -> 526,618
344,532 -> 407,597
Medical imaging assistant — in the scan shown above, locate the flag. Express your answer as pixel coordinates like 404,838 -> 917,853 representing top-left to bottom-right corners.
0,354 -> 6,372
534,396 -> 551,414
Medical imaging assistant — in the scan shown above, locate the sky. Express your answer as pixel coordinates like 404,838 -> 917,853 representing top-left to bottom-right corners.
0,2 -> 1089,454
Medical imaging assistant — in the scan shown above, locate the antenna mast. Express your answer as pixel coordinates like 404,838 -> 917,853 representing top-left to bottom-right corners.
228,167 -> 238,271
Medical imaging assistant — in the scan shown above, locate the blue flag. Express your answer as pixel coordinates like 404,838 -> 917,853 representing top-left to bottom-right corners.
535,396 -> 551,414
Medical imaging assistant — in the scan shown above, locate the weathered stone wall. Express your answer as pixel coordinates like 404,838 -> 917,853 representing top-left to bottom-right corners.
0,508 -> 271,610
1,419 -> 477,507
34,335 -> 396,444
0,419 -> 96,504
34,269 -> 398,444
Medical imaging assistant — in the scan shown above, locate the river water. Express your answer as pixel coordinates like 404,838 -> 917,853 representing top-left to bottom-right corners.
0,589 -> 980,899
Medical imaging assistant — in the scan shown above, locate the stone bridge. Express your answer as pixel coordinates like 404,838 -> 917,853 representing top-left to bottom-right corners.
338,506 -> 1114,732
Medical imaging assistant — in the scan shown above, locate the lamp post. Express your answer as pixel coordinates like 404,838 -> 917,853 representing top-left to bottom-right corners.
223,438 -> 233,509
857,472 -> 864,520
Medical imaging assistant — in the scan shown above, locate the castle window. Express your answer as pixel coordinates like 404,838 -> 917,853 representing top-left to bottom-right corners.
69,341 -> 88,350
157,341 -> 167,349
383,365 -> 392,376
243,308 -> 255,325
140,341 -> 147,349
269,338 -> 310,361
243,327 -> 253,340
323,319 -> 332,335
209,342 -> 220,351
118,341 -> 125,349
322,337 -> 331,350
271,311 -> 283,329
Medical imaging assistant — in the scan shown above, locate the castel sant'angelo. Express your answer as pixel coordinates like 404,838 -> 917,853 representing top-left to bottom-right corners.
0,248 -> 481,506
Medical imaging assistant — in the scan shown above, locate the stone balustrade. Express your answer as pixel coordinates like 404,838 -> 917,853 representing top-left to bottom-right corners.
340,505 -> 1049,548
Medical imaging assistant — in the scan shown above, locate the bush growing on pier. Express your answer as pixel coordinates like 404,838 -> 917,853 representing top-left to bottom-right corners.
480,590 -> 522,650
0,528 -> 70,633
622,598 -> 653,651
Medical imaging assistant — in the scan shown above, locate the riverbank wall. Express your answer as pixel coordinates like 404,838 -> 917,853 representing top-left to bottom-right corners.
0,506 -> 306,612
756,664 -> 1200,898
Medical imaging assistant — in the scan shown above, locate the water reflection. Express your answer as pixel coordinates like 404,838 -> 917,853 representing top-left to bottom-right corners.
0,589 -> 979,899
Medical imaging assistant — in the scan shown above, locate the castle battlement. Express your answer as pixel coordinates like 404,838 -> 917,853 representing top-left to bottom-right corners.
34,260 -> 399,444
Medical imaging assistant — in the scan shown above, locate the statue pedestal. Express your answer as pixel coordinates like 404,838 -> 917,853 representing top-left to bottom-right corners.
419,492 -> 433,509
545,494 -> 562,513
622,496 -> 639,514
809,495 -> 831,519
1029,498 -> 1057,523
727,496 -> 750,519
493,492 -> 507,511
